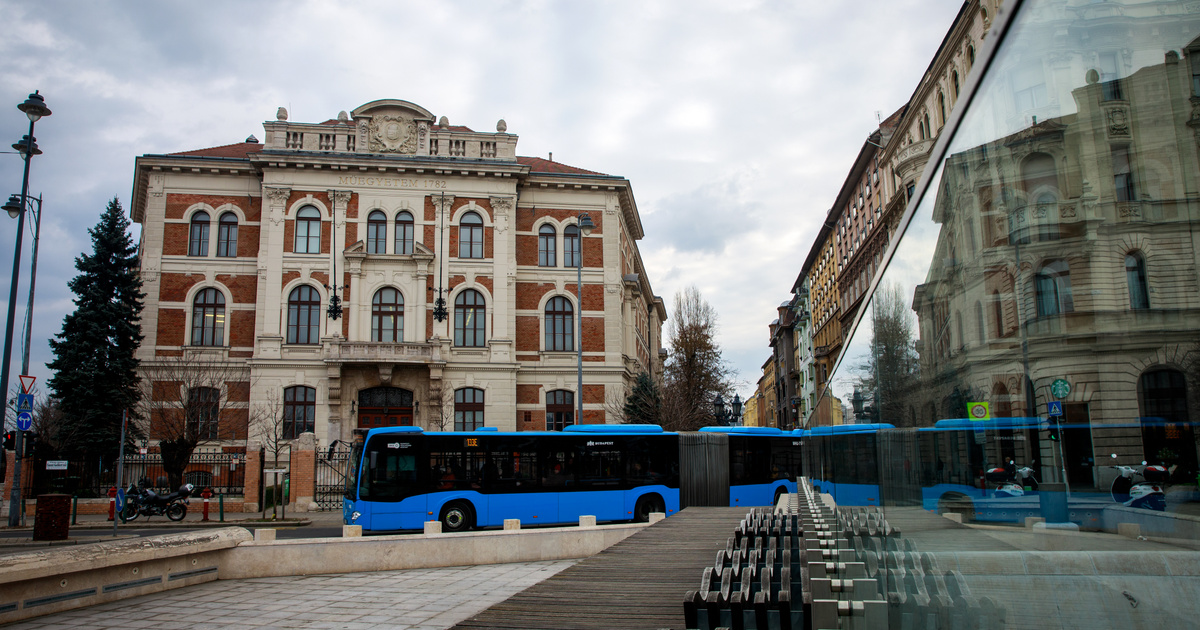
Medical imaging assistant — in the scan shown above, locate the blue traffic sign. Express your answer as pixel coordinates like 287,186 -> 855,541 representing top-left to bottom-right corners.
16,393 -> 32,413
16,411 -> 32,431
116,489 -> 125,513
1047,401 -> 1063,417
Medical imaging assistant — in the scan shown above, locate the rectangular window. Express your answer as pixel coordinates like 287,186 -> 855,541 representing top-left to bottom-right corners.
1112,145 -> 1137,202
188,388 -> 220,441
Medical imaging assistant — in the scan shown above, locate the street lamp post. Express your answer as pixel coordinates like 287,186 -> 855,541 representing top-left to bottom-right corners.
575,213 -> 595,426
712,393 -> 743,426
5,90 -> 50,527
2,195 -> 43,378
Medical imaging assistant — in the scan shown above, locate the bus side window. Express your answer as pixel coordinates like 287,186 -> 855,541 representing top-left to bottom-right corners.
542,451 -> 568,487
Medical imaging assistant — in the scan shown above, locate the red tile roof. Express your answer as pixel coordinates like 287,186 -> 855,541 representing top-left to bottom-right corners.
517,156 -> 606,176
169,142 -> 262,159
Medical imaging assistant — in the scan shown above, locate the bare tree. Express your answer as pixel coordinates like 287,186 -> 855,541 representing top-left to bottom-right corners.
249,389 -> 291,519
604,386 -> 630,424
661,286 -> 734,431
136,353 -> 250,490
430,385 -> 455,431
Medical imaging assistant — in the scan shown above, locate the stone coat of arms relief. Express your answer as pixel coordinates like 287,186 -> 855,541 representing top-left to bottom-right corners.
368,114 -> 418,153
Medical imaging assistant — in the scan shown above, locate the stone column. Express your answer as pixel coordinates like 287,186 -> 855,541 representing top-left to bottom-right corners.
289,433 -> 317,512
259,186 -> 291,348
244,442 -> 262,513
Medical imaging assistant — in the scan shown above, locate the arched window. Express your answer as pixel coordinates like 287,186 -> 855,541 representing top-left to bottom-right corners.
395,211 -> 414,255
459,211 -> 484,258
952,70 -> 961,99
564,225 -> 581,268
1035,260 -> 1074,316
938,91 -> 946,129
283,386 -> 316,439
975,301 -> 986,345
189,211 -> 210,256
545,296 -> 574,351
538,224 -> 556,267
546,390 -> 574,431
455,388 -> 485,431
191,288 -> 225,346
967,44 -> 975,68
295,206 -> 322,254
1126,251 -> 1149,310
372,288 -> 404,342
216,212 -> 238,257
367,210 -> 387,254
992,290 -> 1005,338
287,285 -> 322,344
454,289 -> 486,347
188,387 -> 220,440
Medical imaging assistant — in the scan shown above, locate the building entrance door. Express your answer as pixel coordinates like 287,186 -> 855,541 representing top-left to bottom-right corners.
1062,402 -> 1095,489
357,386 -> 415,429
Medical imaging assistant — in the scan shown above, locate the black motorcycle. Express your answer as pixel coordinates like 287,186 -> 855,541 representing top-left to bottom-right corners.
122,481 -> 195,522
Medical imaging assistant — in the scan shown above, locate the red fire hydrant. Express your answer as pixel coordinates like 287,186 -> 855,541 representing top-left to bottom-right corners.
201,487 -> 213,522
107,486 -> 118,521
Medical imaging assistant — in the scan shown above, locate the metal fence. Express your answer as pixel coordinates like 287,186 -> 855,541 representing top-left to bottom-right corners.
316,442 -> 352,510
17,452 -> 246,498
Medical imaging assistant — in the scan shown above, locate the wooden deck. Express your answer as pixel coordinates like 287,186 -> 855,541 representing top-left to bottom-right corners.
452,507 -> 749,630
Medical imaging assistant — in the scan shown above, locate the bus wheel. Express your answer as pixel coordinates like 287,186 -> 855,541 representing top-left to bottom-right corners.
440,501 -> 474,532
938,493 -> 975,523
773,487 -> 788,508
634,493 -> 664,522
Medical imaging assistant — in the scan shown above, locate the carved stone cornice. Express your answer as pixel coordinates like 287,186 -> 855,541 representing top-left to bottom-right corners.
265,186 -> 291,206
329,190 -> 353,207
489,196 -> 515,214
431,194 -> 455,214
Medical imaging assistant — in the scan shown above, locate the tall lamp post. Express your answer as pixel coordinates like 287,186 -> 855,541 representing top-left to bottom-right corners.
5,90 -> 50,527
574,213 -> 595,426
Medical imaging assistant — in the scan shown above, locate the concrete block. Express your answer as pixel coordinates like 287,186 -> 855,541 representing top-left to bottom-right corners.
942,512 -> 962,523
424,521 -> 442,535
503,519 -> 521,530
1117,522 -> 1141,538
579,515 -> 596,527
253,529 -> 276,543
342,525 -> 362,538
1026,516 -> 1046,529
649,512 -> 665,523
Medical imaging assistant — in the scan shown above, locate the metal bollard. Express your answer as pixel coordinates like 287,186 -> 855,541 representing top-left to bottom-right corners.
218,494 -> 225,522
107,486 -> 117,521
201,487 -> 212,522
71,496 -> 78,525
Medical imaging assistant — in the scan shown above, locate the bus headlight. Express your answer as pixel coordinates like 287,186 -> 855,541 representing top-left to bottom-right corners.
350,511 -> 361,523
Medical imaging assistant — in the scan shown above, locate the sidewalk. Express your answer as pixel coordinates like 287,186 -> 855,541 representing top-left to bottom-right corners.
2,508 -> 344,530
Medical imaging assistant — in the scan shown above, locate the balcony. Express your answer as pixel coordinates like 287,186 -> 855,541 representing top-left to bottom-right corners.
324,341 -> 438,364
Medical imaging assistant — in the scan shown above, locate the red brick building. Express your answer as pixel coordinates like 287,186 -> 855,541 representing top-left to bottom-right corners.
129,99 -> 666,453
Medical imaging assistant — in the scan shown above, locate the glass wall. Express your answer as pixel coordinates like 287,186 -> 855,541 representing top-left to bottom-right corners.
808,0 -> 1200,625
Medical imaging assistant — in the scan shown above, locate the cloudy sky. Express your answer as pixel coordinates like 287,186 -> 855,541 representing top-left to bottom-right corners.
0,0 -> 962,402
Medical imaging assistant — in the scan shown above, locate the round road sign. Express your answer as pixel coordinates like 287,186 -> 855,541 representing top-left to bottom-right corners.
16,411 -> 32,431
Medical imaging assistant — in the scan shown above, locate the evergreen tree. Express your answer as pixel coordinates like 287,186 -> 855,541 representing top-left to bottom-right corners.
47,197 -> 144,470
623,371 -> 663,424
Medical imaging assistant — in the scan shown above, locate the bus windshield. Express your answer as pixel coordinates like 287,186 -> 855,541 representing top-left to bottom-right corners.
345,441 -> 363,500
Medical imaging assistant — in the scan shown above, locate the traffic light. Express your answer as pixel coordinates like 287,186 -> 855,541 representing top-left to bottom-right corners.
1048,418 -> 1060,441
3,431 -> 13,451
21,431 -> 36,457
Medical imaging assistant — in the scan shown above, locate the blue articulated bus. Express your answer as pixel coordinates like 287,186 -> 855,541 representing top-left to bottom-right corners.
799,423 -> 895,508
344,424 -> 680,532
698,426 -> 800,508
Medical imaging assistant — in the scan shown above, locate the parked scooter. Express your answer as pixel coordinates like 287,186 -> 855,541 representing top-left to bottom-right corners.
985,461 -> 1029,498
122,479 -> 195,521
1109,453 -> 1166,511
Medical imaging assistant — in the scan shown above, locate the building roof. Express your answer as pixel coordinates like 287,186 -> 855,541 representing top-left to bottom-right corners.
166,143 -> 606,175
169,142 -> 263,159
516,156 -> 605,176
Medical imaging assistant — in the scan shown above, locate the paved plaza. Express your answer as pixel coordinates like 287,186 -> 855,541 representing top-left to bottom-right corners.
1,560 -> 577,630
